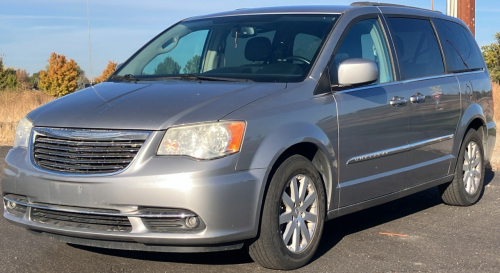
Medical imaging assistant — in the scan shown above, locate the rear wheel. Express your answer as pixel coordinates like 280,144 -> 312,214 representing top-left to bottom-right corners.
249,155 -> 325,270
439,128 -> 485,206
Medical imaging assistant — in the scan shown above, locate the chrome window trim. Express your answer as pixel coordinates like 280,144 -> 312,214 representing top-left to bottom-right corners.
3,195 -> 195,219
29,127 -> 151,177
334,70 -> 485,95
346,134 -> 454,164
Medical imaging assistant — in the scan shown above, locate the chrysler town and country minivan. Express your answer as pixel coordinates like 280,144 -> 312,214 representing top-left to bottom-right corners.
3,2 -> 495,270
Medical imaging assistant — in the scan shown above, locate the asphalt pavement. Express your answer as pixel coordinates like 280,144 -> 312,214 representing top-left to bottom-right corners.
1,146 -> 499,273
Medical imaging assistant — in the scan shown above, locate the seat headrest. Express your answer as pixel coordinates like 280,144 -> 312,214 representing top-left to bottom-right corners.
245,37 -> 272,62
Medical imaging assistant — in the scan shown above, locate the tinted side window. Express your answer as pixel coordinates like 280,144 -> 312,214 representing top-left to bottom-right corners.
386,18 -> 444,80
433,19 -> 484,72
331,18 -> 393,85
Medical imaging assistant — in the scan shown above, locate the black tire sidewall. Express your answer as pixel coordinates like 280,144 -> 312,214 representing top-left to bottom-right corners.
265,155 -> 326,268
455,129 -> 485,204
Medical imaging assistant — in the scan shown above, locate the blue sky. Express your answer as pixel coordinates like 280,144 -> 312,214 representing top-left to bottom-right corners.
1,0 -> 499,78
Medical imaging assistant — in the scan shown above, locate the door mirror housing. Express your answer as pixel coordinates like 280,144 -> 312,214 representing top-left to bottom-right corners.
337,58 -> 378,87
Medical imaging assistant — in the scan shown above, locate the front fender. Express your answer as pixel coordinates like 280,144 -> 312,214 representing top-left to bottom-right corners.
239,121 -> 336,171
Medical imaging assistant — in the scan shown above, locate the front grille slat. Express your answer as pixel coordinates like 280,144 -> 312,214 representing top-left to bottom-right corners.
31,207 -> 132,232
35,149 -> 136,158
36,137 -> 143,147
35,154 -> 133,164
35,143 -> 140,153
32,128 -> 149,175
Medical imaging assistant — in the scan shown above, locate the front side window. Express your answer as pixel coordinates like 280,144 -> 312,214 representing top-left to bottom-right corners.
114,14 -> 339,83
386,18 -> 444,80
330,18 -> 394,85
433,19 -> 484,72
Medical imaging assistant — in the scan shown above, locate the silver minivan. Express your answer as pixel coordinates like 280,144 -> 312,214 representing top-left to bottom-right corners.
2,2 -> 495,270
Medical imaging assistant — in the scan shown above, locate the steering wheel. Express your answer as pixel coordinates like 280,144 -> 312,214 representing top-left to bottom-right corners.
284,56 -> 311,65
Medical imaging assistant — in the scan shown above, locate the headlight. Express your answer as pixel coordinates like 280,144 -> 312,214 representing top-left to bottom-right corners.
13,116 -> 33,148
157,121 -> 246,159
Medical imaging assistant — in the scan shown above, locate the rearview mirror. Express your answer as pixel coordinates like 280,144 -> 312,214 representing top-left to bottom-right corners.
338,58 -> 378,87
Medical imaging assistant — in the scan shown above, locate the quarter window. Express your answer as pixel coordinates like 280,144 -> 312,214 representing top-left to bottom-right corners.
386,18 -> 444,80
331,18 -> 393,85
433,19 -> 484,72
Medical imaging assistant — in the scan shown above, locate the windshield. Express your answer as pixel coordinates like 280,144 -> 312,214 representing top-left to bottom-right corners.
114,14 -> 338,83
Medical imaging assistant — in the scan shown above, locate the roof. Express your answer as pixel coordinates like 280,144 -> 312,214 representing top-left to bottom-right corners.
185,3 -> 448,22
187,5 -> 352,20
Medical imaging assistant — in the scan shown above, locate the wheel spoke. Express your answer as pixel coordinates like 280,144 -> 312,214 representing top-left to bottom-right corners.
464,173 -> 471,192
471,143 -> 478,159
282,192 -> 294,209
302,191 -> 317,209
292,223 -> 300,251
282,221 -> 294,243
291,177 -> 300,206
298,176 -> 308,202
463,162 -> 470,172
299,219 -> 310,244
280,211 -> 293,225
471,157 -> 481,169
464,148 -> 470,162
472,170 -> 481,178
302,211 -> 317,223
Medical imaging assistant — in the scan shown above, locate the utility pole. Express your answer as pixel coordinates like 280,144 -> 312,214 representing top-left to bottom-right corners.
457,0 -> 475,36
447,0 -> 475,36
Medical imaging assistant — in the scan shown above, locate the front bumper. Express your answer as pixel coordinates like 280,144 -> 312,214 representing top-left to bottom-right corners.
2,133 -> 266,249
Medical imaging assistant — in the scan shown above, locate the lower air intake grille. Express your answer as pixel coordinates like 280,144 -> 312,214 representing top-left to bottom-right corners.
32,128 -> 150,175
30,207 -> 132,232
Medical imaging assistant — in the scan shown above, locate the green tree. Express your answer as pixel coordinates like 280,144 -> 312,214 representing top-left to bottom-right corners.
39,52 -> 79,97
29,72 -> 40,89
183,55 -> 201,74
482,32 -> 500,83
155,56 -> 180,75
0,57 -> 18,90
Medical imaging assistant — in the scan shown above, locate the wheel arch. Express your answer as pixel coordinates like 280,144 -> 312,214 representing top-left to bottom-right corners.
450,103 -> 487,173
243,122 -> 338,235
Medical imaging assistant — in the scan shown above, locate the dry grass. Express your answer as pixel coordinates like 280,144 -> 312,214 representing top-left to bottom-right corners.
0,89 -> 54,145
493,82 -> 500,123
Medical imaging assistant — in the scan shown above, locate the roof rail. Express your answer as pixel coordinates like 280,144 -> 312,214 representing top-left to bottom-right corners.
350,1 -> 442,13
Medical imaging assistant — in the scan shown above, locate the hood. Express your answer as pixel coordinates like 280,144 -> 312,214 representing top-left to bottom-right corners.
28,80 -> 286,130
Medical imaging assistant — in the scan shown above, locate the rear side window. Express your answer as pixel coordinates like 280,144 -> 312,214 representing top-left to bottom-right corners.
433,19 -> 484,72
386,18 -> 444,80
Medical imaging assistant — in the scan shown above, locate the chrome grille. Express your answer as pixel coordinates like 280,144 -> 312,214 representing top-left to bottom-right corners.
32,128 -> 150,175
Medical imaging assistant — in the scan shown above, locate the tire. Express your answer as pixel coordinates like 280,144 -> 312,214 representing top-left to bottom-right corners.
439,128 -> 485,206
249,155 -> 326,270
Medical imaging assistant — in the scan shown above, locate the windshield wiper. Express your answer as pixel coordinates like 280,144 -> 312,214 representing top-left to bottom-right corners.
111,74 -> 140,83
180,74 -> 253,82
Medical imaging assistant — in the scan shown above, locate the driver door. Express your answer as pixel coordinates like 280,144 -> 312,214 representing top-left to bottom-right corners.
331,17 -> 414,207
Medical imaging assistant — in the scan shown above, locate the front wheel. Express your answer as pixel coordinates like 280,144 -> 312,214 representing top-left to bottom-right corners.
439,128 -> 485,206
249,155 -> 326,270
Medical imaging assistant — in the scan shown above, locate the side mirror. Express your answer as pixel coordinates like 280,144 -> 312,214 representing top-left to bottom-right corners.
116,63 -> 124,70
338,58 -> 378,87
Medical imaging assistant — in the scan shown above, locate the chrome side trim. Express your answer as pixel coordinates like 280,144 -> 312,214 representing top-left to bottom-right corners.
346,134 -> 454,164
3,195 -> 195,219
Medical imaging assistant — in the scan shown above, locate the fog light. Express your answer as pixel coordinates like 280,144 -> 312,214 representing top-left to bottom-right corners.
186,216 -> 199,228
6,201 -> 17,209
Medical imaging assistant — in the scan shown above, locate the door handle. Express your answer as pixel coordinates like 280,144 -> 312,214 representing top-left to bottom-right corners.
390,96 -> 407,107
410,93 -> 426,103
